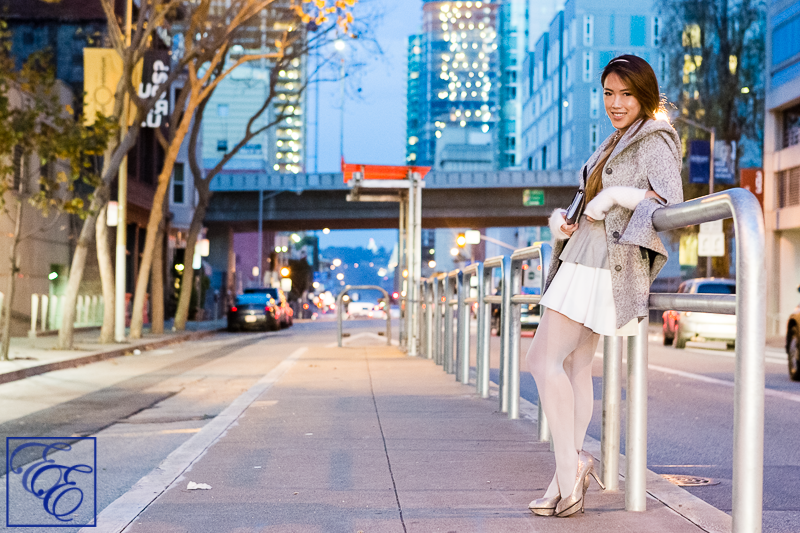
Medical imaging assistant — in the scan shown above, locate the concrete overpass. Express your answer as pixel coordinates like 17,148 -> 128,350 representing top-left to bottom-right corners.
205,169 -> 579,231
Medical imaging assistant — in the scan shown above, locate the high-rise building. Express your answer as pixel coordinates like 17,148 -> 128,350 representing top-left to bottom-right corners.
764,0 -> 800,335
496,0 -> 525,168
204,3 -> 305,174
520,0 -> 662,171
406,0 -> 500,170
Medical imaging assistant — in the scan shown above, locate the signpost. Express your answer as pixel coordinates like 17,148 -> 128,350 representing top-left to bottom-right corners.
523,189 -> 545,206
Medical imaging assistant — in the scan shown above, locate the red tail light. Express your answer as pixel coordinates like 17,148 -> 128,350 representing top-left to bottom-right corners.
231,306 -> 238,312
265,306 -> 273,313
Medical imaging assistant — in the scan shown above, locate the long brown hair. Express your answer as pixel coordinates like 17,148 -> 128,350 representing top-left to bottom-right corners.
585,55 -> 663,202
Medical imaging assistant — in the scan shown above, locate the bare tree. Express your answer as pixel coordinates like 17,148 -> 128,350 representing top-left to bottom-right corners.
56,0 -> 208,349
128,0 -> 359,338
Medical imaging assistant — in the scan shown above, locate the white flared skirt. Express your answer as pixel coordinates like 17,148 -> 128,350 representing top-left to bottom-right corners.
540,261 -> 639,337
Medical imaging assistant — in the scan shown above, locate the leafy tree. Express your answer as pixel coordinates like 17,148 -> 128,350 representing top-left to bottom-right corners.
0,43 -> 113,360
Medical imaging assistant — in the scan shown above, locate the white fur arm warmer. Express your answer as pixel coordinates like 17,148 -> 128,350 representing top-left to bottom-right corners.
549,208 -> 570,240
584,186 -> 647,220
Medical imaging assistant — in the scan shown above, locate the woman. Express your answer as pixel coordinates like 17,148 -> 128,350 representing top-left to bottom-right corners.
526,55 -> 683,517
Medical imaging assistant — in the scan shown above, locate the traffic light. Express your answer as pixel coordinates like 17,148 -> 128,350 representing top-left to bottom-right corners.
280,266 -> 291,277
456,233 -> 467,247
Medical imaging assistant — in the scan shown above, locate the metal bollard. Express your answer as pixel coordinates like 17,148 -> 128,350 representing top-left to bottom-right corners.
456,271 -> 470,383
41,295 -> 49,331
444,274 -> 454,374
433,277 -> 443,366
601,335 -> 623,491
499,255 -> 512,413
474,262 -> 489,398
29,294 -> 38,339
426,281 -> 434,360
537,401 -> 550,442
626,317 -> 649,511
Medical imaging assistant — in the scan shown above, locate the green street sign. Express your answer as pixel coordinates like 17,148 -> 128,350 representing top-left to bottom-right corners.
523,189 -> 545,206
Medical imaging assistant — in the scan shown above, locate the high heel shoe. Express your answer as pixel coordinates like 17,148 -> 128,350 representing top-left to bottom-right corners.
555,452 -> 604,517
528,494 -> 560,516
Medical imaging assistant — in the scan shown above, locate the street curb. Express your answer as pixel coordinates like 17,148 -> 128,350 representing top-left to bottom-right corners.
0,329 -> 222,386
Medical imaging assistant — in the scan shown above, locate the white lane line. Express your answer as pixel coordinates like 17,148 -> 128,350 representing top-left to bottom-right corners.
83,347 -> 307,533
594,351 -> 800,404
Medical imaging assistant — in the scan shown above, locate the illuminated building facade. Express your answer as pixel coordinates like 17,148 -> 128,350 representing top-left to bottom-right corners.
406,0 -> 500,169
204,2 -> 305,174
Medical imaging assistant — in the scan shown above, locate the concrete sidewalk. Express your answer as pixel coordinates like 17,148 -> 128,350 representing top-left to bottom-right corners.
89,332 -> 730,533
0,319 -> 226,385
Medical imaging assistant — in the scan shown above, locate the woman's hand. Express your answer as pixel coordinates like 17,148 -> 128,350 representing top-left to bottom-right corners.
560,222 -> 579,237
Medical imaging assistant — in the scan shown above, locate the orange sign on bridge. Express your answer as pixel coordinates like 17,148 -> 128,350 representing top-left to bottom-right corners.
341,159 -> 431,183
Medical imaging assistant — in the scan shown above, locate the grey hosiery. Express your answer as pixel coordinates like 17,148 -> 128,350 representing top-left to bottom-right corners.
526,308 -> 601,499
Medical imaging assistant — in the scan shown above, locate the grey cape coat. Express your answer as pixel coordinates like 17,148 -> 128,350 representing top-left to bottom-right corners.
544,118 -> 683,329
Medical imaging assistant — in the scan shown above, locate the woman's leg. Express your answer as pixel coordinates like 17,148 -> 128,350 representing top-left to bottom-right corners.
564,331 -> 602,450
526,308 -> 596,498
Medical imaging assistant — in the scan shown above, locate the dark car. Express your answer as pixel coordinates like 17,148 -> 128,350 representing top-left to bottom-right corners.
243,287 -> 293,328
784,286 -> 800,381
228,293 -> 279,331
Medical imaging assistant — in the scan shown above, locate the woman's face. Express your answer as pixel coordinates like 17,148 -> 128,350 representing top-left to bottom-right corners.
603,72 -> 642,131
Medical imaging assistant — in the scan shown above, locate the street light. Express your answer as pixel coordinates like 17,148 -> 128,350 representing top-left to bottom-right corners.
280,267 -> 291,277
456,233 -> 467,247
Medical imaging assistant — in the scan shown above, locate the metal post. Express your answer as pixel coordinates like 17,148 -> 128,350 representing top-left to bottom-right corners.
115,0 -> 133,343
406,177 -> 415,355
444,274 -> 454,374
411,173 -> 423,356
625,316 -> 649,511
398,196 -> 406,348
499,255 -> 512,413
426,280 -> 434,359
475,263 -> 489,397
601,335 -> 623,491
258,189 -> 263,285
651,189 -> 765,532
456,271 -> 469,383
433,278 -> 441,366
707,128 -> 716,277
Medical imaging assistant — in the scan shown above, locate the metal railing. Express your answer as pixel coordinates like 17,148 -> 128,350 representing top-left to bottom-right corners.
336,286 -> 391,347
416,188 -> 765,533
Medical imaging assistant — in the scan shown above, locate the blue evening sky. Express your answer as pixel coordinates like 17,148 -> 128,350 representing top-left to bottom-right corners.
313,0 -> 422,251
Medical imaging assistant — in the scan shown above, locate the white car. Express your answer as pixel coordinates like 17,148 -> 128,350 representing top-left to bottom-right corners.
664,278 -> 736,349
347,302 -> 377,318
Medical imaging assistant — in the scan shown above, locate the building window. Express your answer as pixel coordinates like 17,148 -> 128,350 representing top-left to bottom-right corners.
217,104 -> 229,117
173,163 -> 185,204
630,16 -> 646,46
773,15 -> 800,66
542,145 -> 547,170
583,15 -> 594,47
651,17 -> 661,47
527,156 -> 533,170
590,88 -> 600,118
590,124 -> 599,152
583,52 -> 593,82
658,52 -> 668,85
784,103 -> 800,149
217,140 -> 228,152
778,166 -> 800,208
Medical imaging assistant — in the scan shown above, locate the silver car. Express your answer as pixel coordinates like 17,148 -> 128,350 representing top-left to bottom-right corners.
664,278 -> 737,349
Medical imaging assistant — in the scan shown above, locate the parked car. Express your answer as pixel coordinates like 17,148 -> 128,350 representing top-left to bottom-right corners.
784,287 -> 800,381
227,293 -> 279,331
243,287 -> 293,328
662,278 -> 736,349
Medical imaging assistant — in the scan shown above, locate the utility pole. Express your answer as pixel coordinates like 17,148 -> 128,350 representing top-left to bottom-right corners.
115,0 -> 132,343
